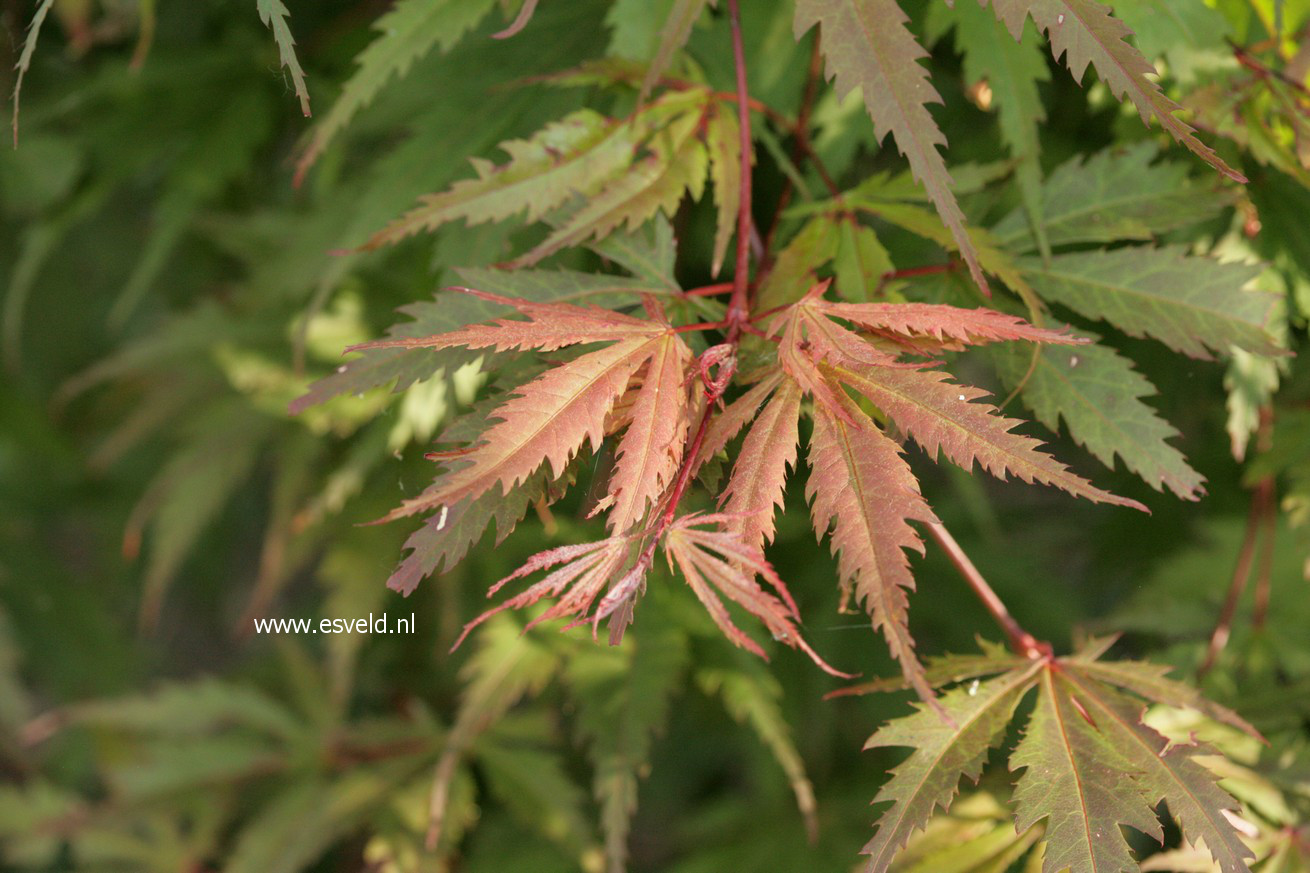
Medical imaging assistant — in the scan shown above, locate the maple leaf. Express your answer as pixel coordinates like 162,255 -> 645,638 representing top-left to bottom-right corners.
663,513 -> 850,677
812,299 -> 1083,350
257,0 -> 311,117
357,291 -> 693,524
828,360 -> 1147,511
294,0 -> 500,183
989,143 -> 1237,252
705,102 -> 744,277
861,641 -> 1257,873
1019,246 -> 1279,360
992,330 -> 1206,500
719,378 -> 803,551
794,0 -> 991,295
597,330 -> 693,533
361,90 -> 713,263
641,0 -> 716,100
980,0 -> 1245,183
807,391 -> 940,703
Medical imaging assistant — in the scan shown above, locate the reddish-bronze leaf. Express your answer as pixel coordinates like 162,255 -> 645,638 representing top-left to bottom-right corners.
600,333 -> 694,533
453,535 -> 636,650
807,393 -> 940,703
664,513 -> 852,678
720,378 -> 803,550
815,300 -> 1085,350
348,288 -> 666,355
827,360 -> 1147,511
692,372 -> 783,477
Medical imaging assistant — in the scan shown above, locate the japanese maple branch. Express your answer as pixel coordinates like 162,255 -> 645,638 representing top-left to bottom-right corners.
924,521 -> 1049,659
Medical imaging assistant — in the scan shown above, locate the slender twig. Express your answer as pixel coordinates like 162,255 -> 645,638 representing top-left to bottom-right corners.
925,521 -> 1049,659
1199,476 -> 1272,677
1251,482 -> 1278,630
725,0 -> 753,338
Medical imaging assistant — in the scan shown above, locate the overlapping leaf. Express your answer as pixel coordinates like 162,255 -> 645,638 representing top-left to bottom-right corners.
355,291 -> 693,522
990,144 -> 1236,251
1019,247 -> 1279,359
362,90 -> 714,264
992,331 -> 1205,499
862,641 -> 1256,873
981,0 -> 1244,182
794,0 -> 992,294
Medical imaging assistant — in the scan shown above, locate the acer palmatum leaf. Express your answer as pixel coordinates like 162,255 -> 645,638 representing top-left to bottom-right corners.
705,101 -> 743,277
981,0 -> 1245,183
366,292 -> 693,521
862,641 -> 1254,873
815,300 -> 1085,349
827,360 -> 1148,512
691,372 -> 783,477
452,536 -> 635,650
664,514 -> 852,678
599,334 -> 693,533
719,379 -> 803,551
1012,663 -> 1255,873
863,660 -> 1045,871
807,393 -> 940,704
794,0 -> 991,295
348,288 -> 668,355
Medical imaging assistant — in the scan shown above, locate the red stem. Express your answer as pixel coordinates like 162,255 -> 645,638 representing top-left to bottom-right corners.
1199,477 -> 1272,676
925,521 -> 1049,659
725,0 -> 753,338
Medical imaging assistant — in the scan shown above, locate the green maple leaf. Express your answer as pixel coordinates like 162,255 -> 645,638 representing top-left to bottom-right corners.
992,330 -> 1206,500
1019,246 -> 1280,360
990,144 -> 1236,252
862,642 -> 1257,873
794,0 -> 993,294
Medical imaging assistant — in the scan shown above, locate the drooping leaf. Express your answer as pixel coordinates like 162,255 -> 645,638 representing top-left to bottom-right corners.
256,0 -> 312,116
429,614 -> 561,850
794,0 -> 992,294
826,359 -> 1148,511
991,331 -> 1205,499
294,0 -> 500,182
664,513 -> 850,677
980,0 -> 1245,182
863,661 -> 1045,871
696,656 -> 821,839
990,144 -> 1236,252
807,393 -> 940,702
720,378 -> 802,551
930,0 -> 1052,259
599,332 -> 693,533
1019,247 -> 1279,359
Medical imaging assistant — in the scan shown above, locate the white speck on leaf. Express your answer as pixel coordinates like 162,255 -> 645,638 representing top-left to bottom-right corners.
968,679 -> 980,696
436,505 -> 449,531
1057,13 -> 1065,24
1069,355 -> 1081,368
